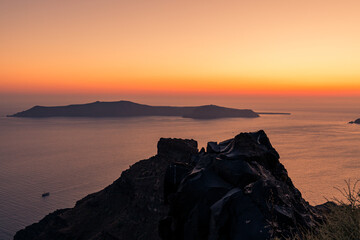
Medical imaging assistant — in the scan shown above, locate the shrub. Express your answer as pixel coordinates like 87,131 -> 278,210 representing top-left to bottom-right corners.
293,179 -> 360,240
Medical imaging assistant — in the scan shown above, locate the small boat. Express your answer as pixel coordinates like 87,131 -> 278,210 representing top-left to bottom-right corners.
42,192 -> 50,197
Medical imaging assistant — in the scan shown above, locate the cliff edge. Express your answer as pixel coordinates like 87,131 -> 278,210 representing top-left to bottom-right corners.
14,131 -> 325,240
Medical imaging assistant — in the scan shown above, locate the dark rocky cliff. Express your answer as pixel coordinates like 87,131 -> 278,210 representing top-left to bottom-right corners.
160,131 -> 323,240
14,131 -> 325,240
14,138 -> 198,240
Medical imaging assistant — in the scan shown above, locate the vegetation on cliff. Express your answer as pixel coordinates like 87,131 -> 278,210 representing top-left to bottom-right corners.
295,180 -> 360,240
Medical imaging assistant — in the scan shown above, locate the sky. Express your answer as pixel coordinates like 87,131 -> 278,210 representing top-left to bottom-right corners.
1,0 -> 360,96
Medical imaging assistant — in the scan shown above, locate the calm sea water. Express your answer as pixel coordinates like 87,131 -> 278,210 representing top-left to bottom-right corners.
1,102 -> 360,239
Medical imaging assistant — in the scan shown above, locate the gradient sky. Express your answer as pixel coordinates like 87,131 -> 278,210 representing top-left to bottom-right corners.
1,0 -> 360,96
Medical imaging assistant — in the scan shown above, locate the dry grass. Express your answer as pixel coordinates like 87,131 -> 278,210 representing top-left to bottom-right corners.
290,179 -> 360,240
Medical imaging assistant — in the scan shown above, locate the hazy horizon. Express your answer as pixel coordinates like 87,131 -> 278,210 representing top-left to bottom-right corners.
2,93 -> 360,116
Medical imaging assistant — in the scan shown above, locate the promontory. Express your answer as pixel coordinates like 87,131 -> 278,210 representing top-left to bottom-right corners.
14,130 -> 329,240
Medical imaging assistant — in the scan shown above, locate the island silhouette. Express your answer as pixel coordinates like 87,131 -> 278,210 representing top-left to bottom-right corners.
349,118 -> 360,124
8,100 -> 263,119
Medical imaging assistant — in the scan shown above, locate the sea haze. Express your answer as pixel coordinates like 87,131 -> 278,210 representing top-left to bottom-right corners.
0,97 -> 360,239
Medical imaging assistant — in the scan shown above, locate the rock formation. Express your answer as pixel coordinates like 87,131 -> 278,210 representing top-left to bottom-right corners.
14,138 -> 198,240
14,131 -> 324,240
159,130 -> 323,240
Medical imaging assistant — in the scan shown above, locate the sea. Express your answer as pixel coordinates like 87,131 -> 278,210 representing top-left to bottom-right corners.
0,96 -> 359,240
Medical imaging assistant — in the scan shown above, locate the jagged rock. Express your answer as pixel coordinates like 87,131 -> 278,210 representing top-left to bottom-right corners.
160,130 -> 323,240
157,138 -> 198,163
14,131 -> 324,240
14,138 -> 198,240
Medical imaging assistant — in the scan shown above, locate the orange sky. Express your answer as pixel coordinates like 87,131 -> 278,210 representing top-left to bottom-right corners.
1,0 -> 360,96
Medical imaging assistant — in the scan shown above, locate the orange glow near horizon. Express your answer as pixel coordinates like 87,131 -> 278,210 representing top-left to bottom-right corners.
1,0 -> 360,96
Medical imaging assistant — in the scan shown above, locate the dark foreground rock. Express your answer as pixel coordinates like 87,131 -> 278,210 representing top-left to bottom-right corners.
14,138 -> 198,240
349,118 -> 360,124
14,131 -> 324,240
160,130 -> 323,240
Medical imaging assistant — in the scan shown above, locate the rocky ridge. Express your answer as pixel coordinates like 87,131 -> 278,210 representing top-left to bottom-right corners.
160,130 -> 323,240
14,131 -> 325,240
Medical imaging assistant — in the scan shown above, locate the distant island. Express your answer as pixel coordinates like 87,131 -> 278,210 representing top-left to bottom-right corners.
349,118 -> 360,124
7,100 -> 266,119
